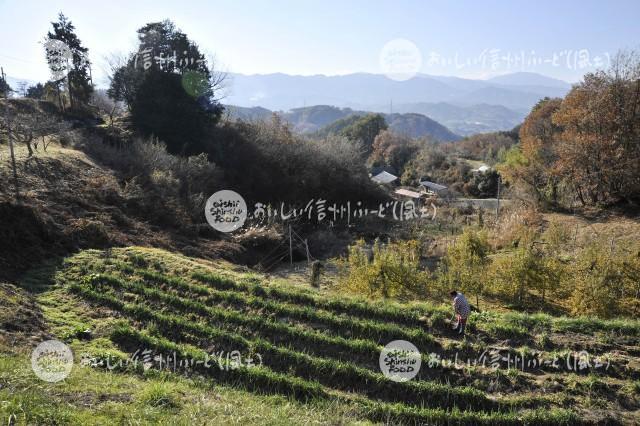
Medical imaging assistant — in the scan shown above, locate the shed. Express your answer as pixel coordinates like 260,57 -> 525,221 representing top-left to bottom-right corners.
419,180 -> 447,193
371,171 -> 398,184
394,188 -> 424,199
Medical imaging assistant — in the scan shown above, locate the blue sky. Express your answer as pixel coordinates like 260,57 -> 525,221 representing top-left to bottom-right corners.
1,0 -> 639,84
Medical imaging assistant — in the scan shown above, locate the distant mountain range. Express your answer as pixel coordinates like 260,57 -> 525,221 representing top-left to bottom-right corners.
225,104 -> 461,142
5,71 -> 572,136
223,71 -> 572,135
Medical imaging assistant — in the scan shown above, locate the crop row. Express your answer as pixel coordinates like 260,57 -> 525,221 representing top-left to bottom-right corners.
98,252 -> 640,339
82,270 -> 496,384
82,273 -> 384,363
82,262 -> 626,381
189,270 -> 640,339
113,324 -> 580,425
77,276 -> 492,398
137,268 -> 438,348
110,322 -> 325,401
71,280 -> 493,411
127,271 -> 627,381
190,270 -> 428,326
110,324 -> 577,425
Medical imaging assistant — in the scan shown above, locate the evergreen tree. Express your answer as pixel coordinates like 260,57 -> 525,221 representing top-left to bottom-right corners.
108,20 -> 224,155
0,74 -> 12,97
26,83 -> 45,99
45,13 -> 93,108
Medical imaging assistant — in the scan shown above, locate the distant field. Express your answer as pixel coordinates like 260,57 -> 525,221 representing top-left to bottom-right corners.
2,247 -> 639,424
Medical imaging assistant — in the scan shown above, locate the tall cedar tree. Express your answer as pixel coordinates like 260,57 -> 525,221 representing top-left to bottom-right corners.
108,20 -> 223,155
45,13 -> 93,108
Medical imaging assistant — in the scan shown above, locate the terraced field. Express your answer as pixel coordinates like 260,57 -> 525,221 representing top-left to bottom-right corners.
10,247 -> 640,425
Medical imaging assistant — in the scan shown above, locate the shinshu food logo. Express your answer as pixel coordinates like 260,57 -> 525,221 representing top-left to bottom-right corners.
205,190 -> 248,233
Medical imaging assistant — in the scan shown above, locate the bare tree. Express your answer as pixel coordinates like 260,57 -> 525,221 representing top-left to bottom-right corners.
1,109 -> 67,157
1,67 -> 20,201
90,89 -> 123,128
34,113 -> 68,152
4,111 -> 35,156
205,53 -> 229,103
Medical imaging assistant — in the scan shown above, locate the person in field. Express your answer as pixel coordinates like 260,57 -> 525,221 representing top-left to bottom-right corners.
450,290 -> 470,336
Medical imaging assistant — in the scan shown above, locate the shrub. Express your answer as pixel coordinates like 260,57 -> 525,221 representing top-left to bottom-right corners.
338,239 -> 430,300
489,226 -> 563,306
64,218 -> 111,248
437,228 -> 491,307
212,118 -> 385,207
568,243 -> 626,318
81,137 -> 220,225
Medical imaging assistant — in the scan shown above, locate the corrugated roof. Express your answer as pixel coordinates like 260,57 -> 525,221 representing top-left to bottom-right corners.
371,171 -> 398,184
419,181 -> 447,191
395,188 -> 423,199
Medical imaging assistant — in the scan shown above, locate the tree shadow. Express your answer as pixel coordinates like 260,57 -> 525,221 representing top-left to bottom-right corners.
14,256 -> 66,294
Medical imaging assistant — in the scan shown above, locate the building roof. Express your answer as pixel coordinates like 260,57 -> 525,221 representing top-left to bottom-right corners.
419,180 -> 447,191
394,188 -> 424,199
472,165 -> 491,173
371,171 -> 398,184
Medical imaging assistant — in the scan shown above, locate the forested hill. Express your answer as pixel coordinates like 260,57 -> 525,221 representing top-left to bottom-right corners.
226,104 -> 461,142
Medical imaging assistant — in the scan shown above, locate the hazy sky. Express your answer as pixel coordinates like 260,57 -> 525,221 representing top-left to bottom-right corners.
1,0 -> 639,85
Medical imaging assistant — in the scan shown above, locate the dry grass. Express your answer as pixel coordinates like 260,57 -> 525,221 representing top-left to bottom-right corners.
0,138 -> 239,280
543,211 -> 640,252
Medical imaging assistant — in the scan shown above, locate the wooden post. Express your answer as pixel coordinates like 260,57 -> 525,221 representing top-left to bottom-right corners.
310,260 -> 323,288
305,239 -> 310,264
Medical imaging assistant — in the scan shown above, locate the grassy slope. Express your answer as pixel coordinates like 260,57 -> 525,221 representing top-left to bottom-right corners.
2,247 -> 640,424
0,282 -> 368,425
0,351 -> 365,425
0,140 -> 240,282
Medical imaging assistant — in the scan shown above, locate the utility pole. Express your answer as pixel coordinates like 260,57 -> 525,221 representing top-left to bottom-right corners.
496,174 -> 501,221
2,67 -> 20,202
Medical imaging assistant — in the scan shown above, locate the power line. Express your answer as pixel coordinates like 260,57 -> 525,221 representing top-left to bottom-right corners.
0,53 -> 40,64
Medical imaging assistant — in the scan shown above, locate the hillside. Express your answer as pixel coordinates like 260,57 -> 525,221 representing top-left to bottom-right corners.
2,100 -> 640,426
0,111 -> 240,280
2,246 -> 640,424
486,72 -> 572,89
386,102 -> 525,136
3,3 -> 639,425
384,112 -> 460,141
226,104 -> 461,142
